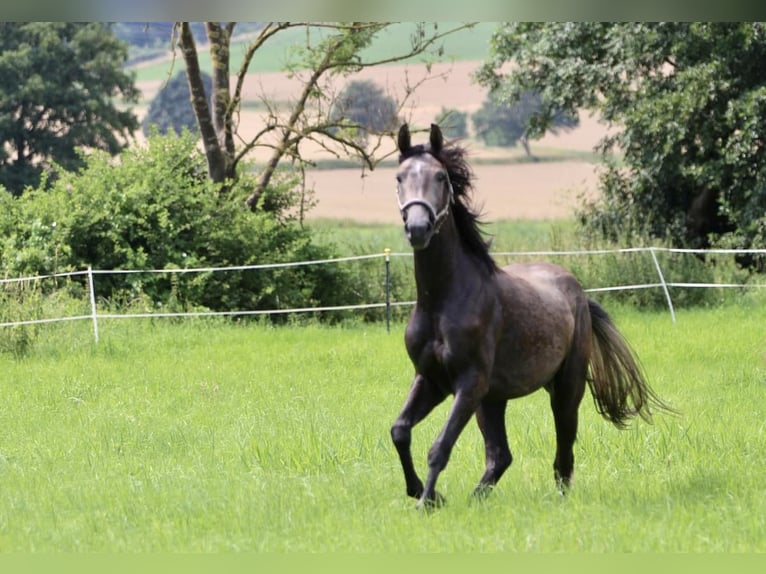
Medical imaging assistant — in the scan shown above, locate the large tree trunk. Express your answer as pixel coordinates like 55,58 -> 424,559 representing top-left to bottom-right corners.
177,22 -> 231,184
205,22 -> 236,161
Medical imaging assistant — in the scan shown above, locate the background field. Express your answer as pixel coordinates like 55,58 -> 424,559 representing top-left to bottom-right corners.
131,22 -> 609,224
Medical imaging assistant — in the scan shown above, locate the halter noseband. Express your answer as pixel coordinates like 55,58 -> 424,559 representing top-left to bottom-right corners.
396,166 -> 455,234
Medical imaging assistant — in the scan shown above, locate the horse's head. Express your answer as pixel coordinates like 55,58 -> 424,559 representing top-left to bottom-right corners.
395,123 -> 454,250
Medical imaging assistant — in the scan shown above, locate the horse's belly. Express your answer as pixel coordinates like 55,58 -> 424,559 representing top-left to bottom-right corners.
488,368 -> 554,399
489,339 -> 568,399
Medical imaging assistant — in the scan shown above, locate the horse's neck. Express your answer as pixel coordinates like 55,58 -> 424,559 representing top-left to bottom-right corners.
412,219 -> 476,306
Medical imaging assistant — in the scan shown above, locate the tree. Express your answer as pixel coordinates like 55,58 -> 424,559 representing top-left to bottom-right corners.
328,79 -> 400,147
472,89 -> 578,156
434,107 -> 468,140
476,22 -> 766,256
0,22 -> 139,196
173,22 -> 475,209
142,70 -> 213,136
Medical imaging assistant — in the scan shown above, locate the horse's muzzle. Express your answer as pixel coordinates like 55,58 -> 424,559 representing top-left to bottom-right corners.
403,204 -> 435,250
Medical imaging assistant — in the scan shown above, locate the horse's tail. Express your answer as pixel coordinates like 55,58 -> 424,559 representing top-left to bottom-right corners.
587,299 -> 676,429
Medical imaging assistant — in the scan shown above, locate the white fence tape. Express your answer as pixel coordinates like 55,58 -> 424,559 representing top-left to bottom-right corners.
2,247 -> 766,341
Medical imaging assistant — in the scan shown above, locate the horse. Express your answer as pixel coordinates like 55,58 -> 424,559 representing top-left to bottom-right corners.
389,123 -> 674,510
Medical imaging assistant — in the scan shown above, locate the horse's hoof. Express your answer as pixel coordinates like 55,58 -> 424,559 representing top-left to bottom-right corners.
416,491 -> 446,512
555,470 -> 573,496
472,484 -> 494,500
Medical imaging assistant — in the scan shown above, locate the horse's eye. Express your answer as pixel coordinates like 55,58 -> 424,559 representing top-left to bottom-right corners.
395,174 -> 403,184
436,171 -> 446,182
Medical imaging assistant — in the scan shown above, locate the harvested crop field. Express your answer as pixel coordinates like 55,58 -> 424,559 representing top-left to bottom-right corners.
304,160 -> 601,223
136,60 -> 610,223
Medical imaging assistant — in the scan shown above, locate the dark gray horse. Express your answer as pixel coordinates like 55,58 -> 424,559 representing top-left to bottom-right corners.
390,123 -> 674,509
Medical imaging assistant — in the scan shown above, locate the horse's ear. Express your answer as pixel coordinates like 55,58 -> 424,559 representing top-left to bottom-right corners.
397,124 -> 411,153
429,123 -> 443,154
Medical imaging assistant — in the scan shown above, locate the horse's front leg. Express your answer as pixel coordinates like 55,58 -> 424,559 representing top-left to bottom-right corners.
390,374 -> 447,500
418,378 -> 485,510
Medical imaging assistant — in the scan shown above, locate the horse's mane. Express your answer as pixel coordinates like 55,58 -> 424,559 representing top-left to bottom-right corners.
399,140 -> 498,274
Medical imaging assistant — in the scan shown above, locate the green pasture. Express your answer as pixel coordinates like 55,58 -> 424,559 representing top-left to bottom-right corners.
1,298 -> 764,551
307,218 -> 574,256
130,22 -> 497,82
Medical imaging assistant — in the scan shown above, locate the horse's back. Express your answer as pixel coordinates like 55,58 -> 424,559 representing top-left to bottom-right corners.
502,261 -> 584,294
499,261 -> 587,315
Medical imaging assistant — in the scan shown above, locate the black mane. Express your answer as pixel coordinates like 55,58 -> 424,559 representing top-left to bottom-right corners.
399,141 -> 498,274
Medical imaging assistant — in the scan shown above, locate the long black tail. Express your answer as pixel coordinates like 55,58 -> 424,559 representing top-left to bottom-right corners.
587,300 -> 677,429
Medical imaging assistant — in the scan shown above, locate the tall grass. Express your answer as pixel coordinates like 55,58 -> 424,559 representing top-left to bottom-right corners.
310,218 -> 762,313
0,302 -> 764,552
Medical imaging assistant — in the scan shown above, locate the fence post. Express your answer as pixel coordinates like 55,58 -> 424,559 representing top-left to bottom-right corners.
648,248 -> 676,323
87,266 -> 99,343
384,248 -> 391,333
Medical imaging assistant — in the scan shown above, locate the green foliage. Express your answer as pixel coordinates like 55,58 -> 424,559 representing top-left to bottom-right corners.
143,70 -> 213,136
328,79 -> 400,146
490,221 -> 753,311
308,220 -> 417,323
434,107 -> 468,140
472,89 -> 579,152
0,22 -> 139,196
0,131 -> 370,319
478,22 -> 766,258
283,24 -> 382,76
550,234 -> 747,310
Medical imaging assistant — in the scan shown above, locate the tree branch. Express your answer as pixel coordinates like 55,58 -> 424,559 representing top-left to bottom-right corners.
243,22 -> 475,209
245,32 -> 345,208
231,22 -> 297,110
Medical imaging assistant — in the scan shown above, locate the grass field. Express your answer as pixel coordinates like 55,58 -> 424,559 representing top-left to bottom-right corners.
1,300 -> 764,552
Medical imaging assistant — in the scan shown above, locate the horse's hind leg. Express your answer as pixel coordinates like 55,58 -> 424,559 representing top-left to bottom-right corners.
473,399 -> 512,498
550,354 -> 588,492
390,374 -> 447,500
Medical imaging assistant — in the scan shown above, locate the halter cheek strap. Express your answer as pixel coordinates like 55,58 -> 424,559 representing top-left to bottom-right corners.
397,178 -> 455,234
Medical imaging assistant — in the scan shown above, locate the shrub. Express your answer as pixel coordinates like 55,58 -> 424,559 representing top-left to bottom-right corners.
0,131 -> 373,320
